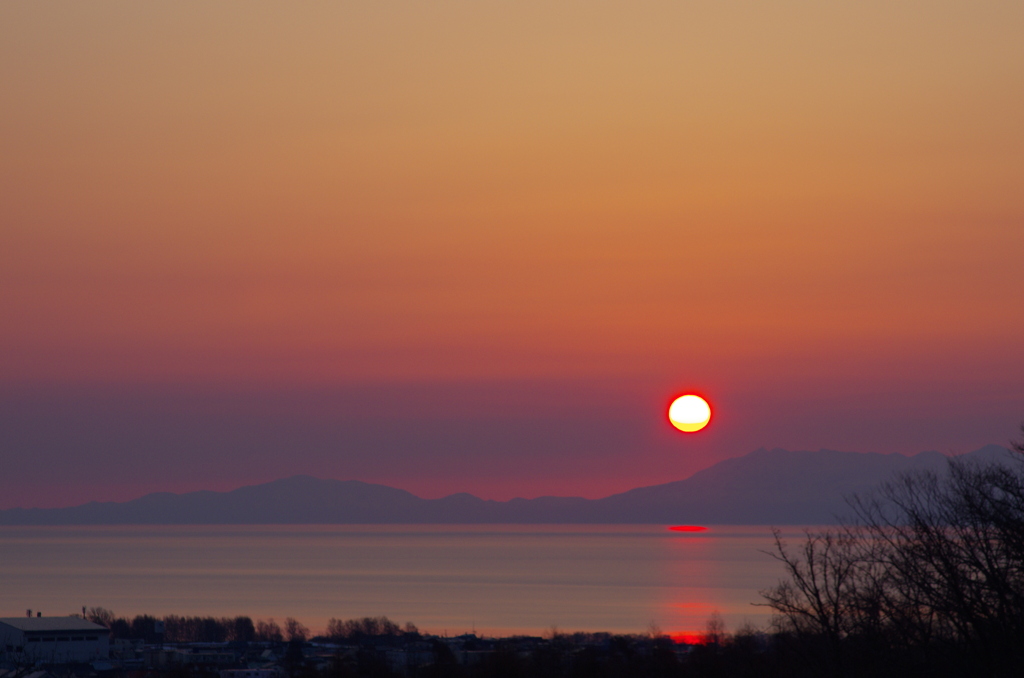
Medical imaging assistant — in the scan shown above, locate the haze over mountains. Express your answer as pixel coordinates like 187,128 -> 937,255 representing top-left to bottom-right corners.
1,445 -> 1015,526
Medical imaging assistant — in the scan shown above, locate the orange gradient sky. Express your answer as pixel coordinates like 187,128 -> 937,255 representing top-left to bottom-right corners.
1,2 -> 1023,508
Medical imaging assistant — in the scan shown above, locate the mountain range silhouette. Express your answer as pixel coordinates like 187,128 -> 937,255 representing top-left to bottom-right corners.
2,445 -> 1014,525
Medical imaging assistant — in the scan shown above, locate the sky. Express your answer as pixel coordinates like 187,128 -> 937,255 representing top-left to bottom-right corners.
2,1 -> 1023,509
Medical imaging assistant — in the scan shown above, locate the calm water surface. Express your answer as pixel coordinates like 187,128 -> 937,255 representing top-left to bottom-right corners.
0,525 -> 800,636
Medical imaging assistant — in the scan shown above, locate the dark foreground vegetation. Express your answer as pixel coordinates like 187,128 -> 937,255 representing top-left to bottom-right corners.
753,427 -> 1024,678
10,428 -> 1024,678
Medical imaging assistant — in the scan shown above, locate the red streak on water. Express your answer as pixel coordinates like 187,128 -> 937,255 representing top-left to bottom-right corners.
668,525 -> 708,532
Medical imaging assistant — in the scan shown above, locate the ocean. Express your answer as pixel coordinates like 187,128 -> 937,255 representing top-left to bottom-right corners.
0,524 -> 799,637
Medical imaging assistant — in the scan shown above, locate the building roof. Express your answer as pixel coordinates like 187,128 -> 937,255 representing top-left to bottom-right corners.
0,616 -> 107,632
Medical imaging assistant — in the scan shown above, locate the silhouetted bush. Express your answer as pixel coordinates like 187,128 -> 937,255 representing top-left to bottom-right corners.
326,616 -> 405,641
761,428 -> 1024,678
256,618 -> 285,642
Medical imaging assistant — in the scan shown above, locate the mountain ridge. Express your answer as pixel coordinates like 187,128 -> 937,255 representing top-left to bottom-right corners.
1,445 -> 1014,525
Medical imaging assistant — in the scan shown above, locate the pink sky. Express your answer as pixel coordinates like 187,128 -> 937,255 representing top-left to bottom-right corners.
1,1 -> 1022,508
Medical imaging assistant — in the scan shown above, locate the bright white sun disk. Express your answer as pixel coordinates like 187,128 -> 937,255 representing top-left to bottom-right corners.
668,395 -> 711,433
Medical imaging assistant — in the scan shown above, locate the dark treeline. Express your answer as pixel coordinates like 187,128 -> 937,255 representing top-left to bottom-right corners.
325,616 -> 418,640
85,609 -> 418,646
85,608 -> 315,644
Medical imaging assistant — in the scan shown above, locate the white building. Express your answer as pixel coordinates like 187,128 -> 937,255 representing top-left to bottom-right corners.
0,617 -> 109,664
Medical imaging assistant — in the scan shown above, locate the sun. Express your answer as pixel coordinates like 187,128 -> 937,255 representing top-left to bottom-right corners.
668,394 -> 711,433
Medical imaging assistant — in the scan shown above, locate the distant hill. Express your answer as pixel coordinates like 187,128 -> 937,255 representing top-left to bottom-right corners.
0,445 -> 1015,525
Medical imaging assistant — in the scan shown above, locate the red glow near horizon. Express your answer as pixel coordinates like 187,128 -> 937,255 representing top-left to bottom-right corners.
669,632 -> 708,645
668,525 -> 708,532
